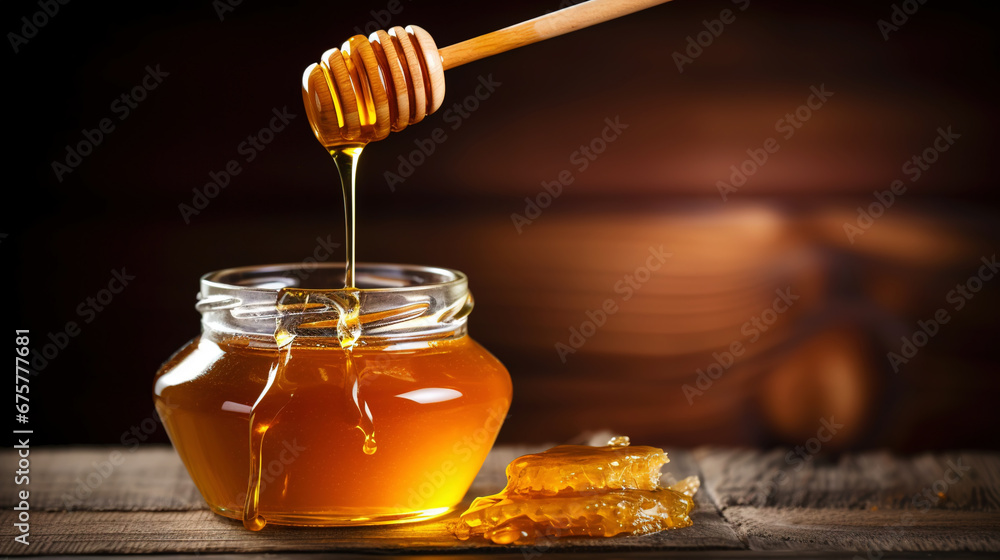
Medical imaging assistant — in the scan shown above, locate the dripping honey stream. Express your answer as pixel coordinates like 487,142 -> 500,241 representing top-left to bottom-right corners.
241,144 -> 372,531
242,29 -> 407,530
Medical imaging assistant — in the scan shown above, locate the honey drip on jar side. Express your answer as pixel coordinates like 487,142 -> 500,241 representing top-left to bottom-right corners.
450,438 -> 700,544
242,144 -> 375,531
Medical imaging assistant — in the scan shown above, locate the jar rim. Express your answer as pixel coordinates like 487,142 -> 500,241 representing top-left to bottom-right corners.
201,262 -> 467,294
197,263 -> 473,346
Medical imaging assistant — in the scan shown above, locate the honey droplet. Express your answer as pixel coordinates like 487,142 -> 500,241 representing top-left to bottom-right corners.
607,435 -> 631,447
243,514 -> 266,532
363,433 -> 378,455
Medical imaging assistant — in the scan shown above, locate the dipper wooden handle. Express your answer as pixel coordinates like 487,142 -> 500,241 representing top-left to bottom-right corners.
439,0 -> 674,70
302,0 -> 673,147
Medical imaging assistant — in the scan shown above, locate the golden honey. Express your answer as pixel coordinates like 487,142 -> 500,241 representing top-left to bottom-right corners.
154,264 -> 512,527
451,437 -> 699,544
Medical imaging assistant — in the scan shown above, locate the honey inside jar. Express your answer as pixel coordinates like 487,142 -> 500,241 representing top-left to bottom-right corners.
154,264 -> 512,527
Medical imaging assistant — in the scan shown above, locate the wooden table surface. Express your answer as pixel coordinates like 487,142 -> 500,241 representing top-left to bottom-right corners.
1,445 -> 998,558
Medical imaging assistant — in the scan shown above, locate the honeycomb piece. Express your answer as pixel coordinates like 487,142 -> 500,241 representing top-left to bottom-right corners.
502,444 -> 669,495
452,438 -> 699,544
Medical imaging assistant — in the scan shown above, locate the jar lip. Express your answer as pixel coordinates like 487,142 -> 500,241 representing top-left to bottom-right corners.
197,262 -> 473,345
201,262 -> 468,294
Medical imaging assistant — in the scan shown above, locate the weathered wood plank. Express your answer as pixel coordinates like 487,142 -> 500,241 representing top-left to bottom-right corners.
57,554 -> 1000,560
8,446 -> 998,555
694,448 -> 1000,510
723,508 -> 1000,553
32,554 -> 1000,560
693,448 -> 1000,553
0,503 -> 740,555
0,445 -> 739,556
0,447 -> 203,511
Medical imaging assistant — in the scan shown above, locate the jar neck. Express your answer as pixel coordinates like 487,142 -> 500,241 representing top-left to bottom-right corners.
197,263 -> 473,349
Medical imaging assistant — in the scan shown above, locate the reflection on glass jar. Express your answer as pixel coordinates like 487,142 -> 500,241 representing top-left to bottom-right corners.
153,263 -> 512,527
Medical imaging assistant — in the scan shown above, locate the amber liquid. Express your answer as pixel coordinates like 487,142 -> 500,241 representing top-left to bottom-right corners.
241,145 -> 366,530
242,286 -> 370,530
154,334 -> 511,526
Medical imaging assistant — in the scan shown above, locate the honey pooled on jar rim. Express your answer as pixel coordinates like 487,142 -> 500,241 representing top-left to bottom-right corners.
451,436 -> 700,544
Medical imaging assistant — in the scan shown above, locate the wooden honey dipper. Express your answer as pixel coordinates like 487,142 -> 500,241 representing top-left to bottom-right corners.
302,0 -> 673,147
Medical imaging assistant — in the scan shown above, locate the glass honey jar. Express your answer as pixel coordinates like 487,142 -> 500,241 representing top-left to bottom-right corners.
153,263 -> 512,528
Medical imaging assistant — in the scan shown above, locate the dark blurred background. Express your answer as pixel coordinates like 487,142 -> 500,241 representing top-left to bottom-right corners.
6,0 -> 999,451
